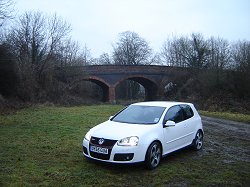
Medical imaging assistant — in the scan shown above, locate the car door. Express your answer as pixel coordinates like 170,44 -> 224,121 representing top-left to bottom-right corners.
180,104 -> 196,143
162,105 -> 187,154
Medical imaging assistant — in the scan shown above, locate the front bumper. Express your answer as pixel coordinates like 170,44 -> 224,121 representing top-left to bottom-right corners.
82,138 -> 146,163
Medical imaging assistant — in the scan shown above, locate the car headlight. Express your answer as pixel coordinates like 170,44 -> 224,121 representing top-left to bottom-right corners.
84,131 -> 91,141
117,136 -> 139,146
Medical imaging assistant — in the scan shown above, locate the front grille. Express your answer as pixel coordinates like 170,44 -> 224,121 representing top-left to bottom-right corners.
89,137 -> 117,160
90,137 -> 117,147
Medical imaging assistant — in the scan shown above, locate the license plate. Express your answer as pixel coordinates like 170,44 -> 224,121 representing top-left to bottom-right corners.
90,146 -> 108,154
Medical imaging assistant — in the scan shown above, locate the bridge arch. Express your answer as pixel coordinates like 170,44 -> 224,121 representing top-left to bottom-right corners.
71,76 -> 110,102
87,76 -> 110,102
114,75 -> 158,101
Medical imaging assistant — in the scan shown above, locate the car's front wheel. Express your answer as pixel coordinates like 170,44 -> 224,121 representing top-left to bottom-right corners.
145,141 -> 162,170
192,130 -> 203,150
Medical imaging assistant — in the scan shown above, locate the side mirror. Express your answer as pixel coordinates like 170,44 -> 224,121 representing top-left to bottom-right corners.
109,116 -> 114,120
164,120 -> 176,127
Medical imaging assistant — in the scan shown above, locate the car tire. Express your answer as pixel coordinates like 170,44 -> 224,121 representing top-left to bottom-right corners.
192,130 -> 203,150
145,141 -> 162,170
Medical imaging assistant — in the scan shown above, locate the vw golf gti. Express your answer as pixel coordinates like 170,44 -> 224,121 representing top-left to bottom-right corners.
82,101 -> 204,169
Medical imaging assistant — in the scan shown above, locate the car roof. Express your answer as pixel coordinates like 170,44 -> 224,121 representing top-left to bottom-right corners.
132,101 -> 193,108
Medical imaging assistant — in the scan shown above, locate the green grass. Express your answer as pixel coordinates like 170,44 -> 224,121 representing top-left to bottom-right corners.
1,105 -> 249,186
199,110 -> 250,123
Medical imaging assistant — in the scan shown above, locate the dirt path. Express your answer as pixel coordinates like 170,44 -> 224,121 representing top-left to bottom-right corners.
201,116 -> 250,163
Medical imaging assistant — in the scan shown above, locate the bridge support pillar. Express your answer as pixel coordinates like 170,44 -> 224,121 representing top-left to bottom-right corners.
108,86 -> 116,104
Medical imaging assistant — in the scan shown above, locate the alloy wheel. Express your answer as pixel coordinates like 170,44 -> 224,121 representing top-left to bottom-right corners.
195,131 -> 203,150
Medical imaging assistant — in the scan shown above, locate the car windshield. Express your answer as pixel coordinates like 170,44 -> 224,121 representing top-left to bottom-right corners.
112,105 -> 166,124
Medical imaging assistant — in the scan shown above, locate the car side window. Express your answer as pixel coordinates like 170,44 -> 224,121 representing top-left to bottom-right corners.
181,105 -> 194,120
164,105 -> 184,123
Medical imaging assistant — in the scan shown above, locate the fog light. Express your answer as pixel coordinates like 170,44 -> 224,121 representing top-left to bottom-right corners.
114,153 -> 134,161
83,146 -> 88,155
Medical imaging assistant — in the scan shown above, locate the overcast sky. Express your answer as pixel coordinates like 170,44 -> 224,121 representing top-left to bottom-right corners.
15,0 -> 250,58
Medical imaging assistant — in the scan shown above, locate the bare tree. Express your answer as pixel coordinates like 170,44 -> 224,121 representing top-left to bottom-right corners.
232,40 -> 250,72
161,35 -> 185,66
6,12 -> 72,75
161,33 -> 210,70
150,52 -> 162,65
207,37 -> 231,70
231,40 -> 250,98
112,31 -> 153,100
0,43 -> 18,97
98,53 -> 112,65
195,37 -> 232,94
204,37 -> 231,87
0,0 -> 15,27
3,11 -> 74,101
55,39 -> 82,66
80,44 -> 94,65
113,31 -> 152,65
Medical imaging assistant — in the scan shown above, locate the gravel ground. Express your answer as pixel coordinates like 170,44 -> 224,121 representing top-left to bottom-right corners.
201,116 -> 250,163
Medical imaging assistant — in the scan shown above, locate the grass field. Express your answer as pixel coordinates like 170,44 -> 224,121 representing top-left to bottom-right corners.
199,110 -> 250,123
0,105 -> 249,186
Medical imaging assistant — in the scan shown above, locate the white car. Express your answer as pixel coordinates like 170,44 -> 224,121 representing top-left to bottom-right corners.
82,101 -> 204,169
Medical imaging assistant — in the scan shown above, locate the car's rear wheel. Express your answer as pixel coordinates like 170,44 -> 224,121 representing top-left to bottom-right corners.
145,141 -> 162,170
192,130 -> 203,150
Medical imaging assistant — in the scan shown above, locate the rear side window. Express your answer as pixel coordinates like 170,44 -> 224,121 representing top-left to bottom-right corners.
164,105 -> 184,123
181,105 -> 194,120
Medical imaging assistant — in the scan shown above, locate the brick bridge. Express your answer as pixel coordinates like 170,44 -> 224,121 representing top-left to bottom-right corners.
63,65 -> 187,103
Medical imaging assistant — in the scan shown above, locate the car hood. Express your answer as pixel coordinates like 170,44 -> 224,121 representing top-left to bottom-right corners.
89,120 -> 156,140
